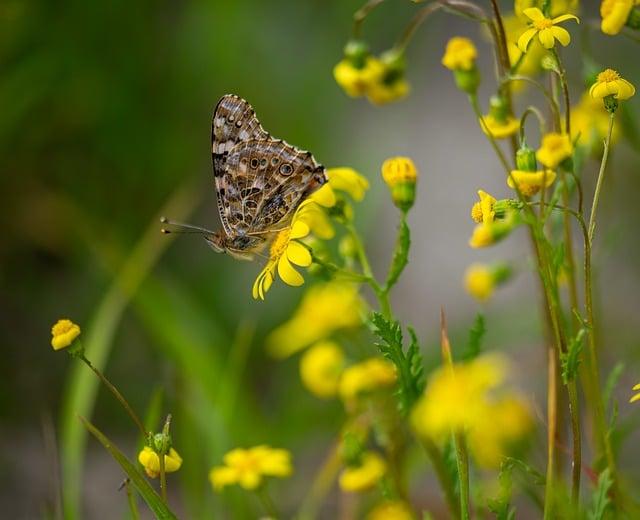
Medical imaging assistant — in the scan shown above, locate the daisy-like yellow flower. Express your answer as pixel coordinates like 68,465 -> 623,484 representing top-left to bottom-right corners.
299,341 -> 345,398
508,169 -> 557,196
266,281 -> 365,357
441,37 -> 477,71
536,132 -> 573,168
339,451 -> 386,492
252,217 -> 312,300
517,8 -> 579,51
480,113 -> 521,139
470,190 -> 496,224
630,383 -> 640,403
589,68 -> 636,101
367,501 -> 415,520
138,446 -> 183,479
209,446 -> 292,491
339,358 -> 397,404
334,57 -> 384,98
601,0 -> 640,35
51,319 -> 81,350
515,0 -> 579,20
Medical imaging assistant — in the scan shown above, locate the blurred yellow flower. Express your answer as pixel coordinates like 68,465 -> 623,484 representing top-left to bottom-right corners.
367,501 -> 415,520
589,68 -> 636,100
441,37 -> 477,71
479,114 -> 520,139
252,219 -> 312,300
469,216 -> 517,249
334,57 -> 384,98
536,132 -> 573,168
571,92 -> 621,152
267,282 -> 365,358
327,167 -> 370,201
517,8 -> 579,51
138,446 -> 182,479
381,157 -> 418,211
503,14 -> 547,79
339,451 -> 386,492
600,0 -> 639,35
465,264 -> 494,301
411,354 -> 532,468
339,358 -> 397,403
209,446 -> 292,491
515,0 -> 579,20
299,341 -> 345,398
470,190 -> 496,224
507,169 -> 557,196
51,319 -> 81,350
366,77 -> 410,106
630,382 -> 640,403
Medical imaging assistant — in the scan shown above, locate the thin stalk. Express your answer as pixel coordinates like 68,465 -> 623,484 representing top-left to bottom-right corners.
588,113 -> 615,243
419,437 -> 460,519
78,353 -> 147,438
469,94 -> 512,175
551,49 -> 571,135
257,486 -> 280,518
395,3 -> 442,51
567,382 -> 581,504
158,414 -> 172,504
352,0 -> 385,39
543,345 -> 558,520
503,75 -> 562,130
124,479 -> 140,520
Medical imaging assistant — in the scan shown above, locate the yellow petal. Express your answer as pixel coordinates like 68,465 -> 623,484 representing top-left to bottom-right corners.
517,28 -> 538,52
278,256 -> 304,286
286,241 -> 312,267
552,14 -> 579,24
538,28 -> 555,49
310,184 -> 336,207
523,7 -> 545,21
633,383 -> 640,391
551,26 -> 571,46
290,220 -> 310,239
630,393 -> 640,404
239,471 -> 262,490
616,79 -> 636,100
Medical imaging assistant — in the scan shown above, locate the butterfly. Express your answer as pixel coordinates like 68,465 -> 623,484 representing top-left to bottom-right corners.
162,94 -> 327,260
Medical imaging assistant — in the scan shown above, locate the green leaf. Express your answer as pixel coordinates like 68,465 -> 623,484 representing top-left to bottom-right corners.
370,312 -> 424,416
461,313 -> 485,361
588,469 -> 613,520
80,417 -> 179,520
603,362 -> 624,412
385,216 -> 410,290
560,327 -> 586,384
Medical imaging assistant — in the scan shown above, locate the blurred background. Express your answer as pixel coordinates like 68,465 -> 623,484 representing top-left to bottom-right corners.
2,0 -> 640,518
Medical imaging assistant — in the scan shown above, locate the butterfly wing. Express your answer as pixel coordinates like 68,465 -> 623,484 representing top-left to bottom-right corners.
222,139 -> 326,236
212,95 -> 269,235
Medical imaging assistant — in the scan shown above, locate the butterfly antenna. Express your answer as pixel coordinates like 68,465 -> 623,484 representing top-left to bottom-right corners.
160,216 -> 214,235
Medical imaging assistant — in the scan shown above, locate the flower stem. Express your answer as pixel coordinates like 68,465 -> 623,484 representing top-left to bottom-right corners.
256,485 -> 280,519
551,49 -> 571,136
419,437 -> 460,519
543,344 -> 558,520
78,353 -> 147,438
158,414 -> 172,504
123,479 -> 140,520
588,113 -> 615,244
469,94 -> 512,175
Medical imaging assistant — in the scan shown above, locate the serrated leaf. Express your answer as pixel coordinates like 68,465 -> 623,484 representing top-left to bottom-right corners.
81,417 -> 179,520
588,469 -> 613,520
370,312 -> 424,416
603,362 -> 624,411
385,217 -> 410,290
560,327 -> 586,384
462,313 -> 485,361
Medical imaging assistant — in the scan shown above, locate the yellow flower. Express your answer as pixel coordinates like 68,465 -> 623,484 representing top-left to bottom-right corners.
630,383 -> 640,403
589,68 -> 636,101
470,190 -> 496,224
515,0 -> 579,20
327,167 -> 370,201
339,358 -> 397,403
601,0 -> 639,35
507,169 -> 557,196
266,281 -> 365,357
479,114 -> 520,139
209,446 -> 292,491
536,132 -> 573,168
517,8 -> 579,51
138,446 -> 182,479
381,157 -> 418,211
502,14 -> 547,80
469,216 -> 517,248
367,501 -> 415,520
339,451 -> 386,492
51,319 -> 81,350
299,341 -> 345,398
366,77 -> 410,106
252,219 -> 312,300
334,57 -> 384,98
411,354 -> 532,468
465,264 -> 494,301
441,37 -> 477,71
571,92 -> 621,153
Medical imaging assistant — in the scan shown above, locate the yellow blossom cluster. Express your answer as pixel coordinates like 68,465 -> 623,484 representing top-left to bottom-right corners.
138,446 -> 183,479
51,319 -> 81,350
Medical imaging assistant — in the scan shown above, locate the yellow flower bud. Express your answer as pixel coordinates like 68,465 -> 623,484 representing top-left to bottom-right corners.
464,263 -> 512,302
138,446 -> 182,479
51,319 -> 81,350
442,37 -> 480,93
381,157 -> 418,211
339,451 -> 386,492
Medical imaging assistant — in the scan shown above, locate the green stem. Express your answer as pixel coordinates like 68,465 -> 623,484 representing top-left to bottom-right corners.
588,113 -> 615,243
158,414 -> 172,504
551,49 -> 571,135
419,437 -> 460,519
352,0 -> 386,38
395,3 -> 442,51
454,432 -> 471,520
502,75 -> 562,130
543,344 -> 558,520
124,479 -> 140,520
256,486 -> 280,518
469,94 -> 512,175
78,353 -> 147,438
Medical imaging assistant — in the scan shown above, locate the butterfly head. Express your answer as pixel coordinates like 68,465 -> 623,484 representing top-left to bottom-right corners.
203,230 -> 227,253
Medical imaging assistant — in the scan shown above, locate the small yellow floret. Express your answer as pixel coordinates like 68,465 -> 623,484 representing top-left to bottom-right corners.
138,446 -> 182,479
479,114 -> 520,139
470,190 -> 496,224
299,341 -> 345,398
589,68 -> 636,100
465,264 -> 495,301
517,8 -> 579,51
339,358 -> 397,403
51,319 -> 81,350
536,132 -> 573,168
600,0 -> 638,35
339,451 -> 386,492
507,169 -> 557,196
381,157 -> 418,187
367,501 -> 415,520
209,446 -> 292,491
333,57 -> 384,98
441,37 -> 478,71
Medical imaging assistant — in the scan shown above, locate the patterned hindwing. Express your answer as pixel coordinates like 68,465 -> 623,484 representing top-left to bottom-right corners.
212,94 -> 269,234
221,139 -> 327,237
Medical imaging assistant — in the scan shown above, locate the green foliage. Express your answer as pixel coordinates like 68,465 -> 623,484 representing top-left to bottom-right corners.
587,469 -> 613,520
385,216 -> 411,290
603,362 -> 624,412
487,458 -> 516,520
370,312 -> 425,416
560,327 -> 586,384
461,313 -> 485,361
81,418 -> 178,520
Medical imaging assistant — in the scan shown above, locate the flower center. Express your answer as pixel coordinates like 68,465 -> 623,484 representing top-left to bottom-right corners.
270,229 -> 291,258
598,68 -> 620,83
533,18 -> 554,30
